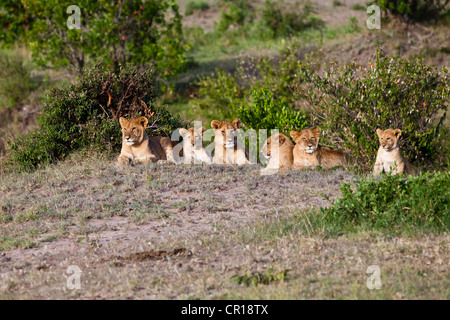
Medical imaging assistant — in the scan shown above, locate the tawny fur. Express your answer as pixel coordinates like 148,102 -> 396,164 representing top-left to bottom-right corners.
117,116 -> 176,165
290,127 -> 346,170
373,128 -> 416,176
179,126 -> 212,164
261,132 -> 294,172
211,118 -> 249,165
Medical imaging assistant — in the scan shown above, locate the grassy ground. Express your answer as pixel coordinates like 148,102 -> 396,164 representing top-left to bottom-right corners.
0,153 -> 448,299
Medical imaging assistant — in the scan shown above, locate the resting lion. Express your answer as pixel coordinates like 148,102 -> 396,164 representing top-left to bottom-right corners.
373,128 -> 415,176
290,127 -> 346,170
117,116 -> 176,165
211,118 -> 249,165
179,126 -> 212,164
261,132 -> 294,172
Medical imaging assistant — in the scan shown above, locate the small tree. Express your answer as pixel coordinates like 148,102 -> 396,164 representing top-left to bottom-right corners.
1,0 -> 187,76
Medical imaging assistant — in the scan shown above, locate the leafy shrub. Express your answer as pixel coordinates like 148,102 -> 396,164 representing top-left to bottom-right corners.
185,1 -> 210,16
373,0 -> 450,22
259,0 -> 324,39
215,0 -> 255,33
194,41 -> 311,120
7,64 -> 185,171
298,46 -> 450,172
321,171 -> 450,235
237,88 -> 308,136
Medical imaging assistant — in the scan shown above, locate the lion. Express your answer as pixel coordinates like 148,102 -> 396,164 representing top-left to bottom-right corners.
261,132 -> 294,172
290,127 -> 346,170
117,116 -> 176,165
178,126 -> 212,164
373,128 -> 415,176
211,118 -> 249,165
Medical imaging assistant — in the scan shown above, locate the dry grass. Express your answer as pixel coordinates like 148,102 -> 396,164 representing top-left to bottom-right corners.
0,153 -> 448,299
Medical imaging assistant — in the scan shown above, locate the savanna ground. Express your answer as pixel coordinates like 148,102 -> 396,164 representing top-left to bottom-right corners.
0,153 -> 448,299
0,0 -> 449,299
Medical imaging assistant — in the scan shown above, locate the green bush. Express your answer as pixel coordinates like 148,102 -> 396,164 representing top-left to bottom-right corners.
321,171 -> 450,235
0,49 -> 34,109
260,0 -> 324,39
237,88 -> 308,137
373,0 -> 450,22
215,0 -> 254,33
185,1 -> 210,16
298,46 -> 450,172
194,41 -> 312,120
7,64 -> 185,171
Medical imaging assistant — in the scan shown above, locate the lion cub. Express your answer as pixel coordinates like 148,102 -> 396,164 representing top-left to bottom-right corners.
211,118 -> 249,165
373,128 -> 415,176
290,127 -> 346,170
118,116 -> 176,165
261,132 -> 294,172
179,126 -> 212,164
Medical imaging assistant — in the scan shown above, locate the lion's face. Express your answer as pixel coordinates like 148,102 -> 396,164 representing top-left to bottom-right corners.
290,128 -> 320,154
376,128 -> 401,150
180,127 -> 205,149
211,118 -> 241,149
119,117 -> 148,146
261,133 -> 288,159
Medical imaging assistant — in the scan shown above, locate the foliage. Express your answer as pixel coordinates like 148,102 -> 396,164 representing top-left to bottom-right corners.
0,49 -> 35,109
232,269 -> 287,287
194,41 -> 312,123
7,64 -> 185,171
373,0 -> 450,22
237,88 -> 308,137
259,0 -> 324,39
321,171 -> 450,235
1,0 -> 187,76
297,46 -> 450,172
214,0 -> 323,40
185,1 -> 210,16
215,0 -> 255,33
0,0 -> 34,45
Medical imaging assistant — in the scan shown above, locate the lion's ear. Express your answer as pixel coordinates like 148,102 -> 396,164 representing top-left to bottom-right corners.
312,127 -> 320,137
179,128 -> 188,137
136,116 -> 148,128
199,126 -> 206,135
119,117 -> 128,128
279,134 -> 286,145
376,128 -> 383,138
231,118 -> 241,129
290,131 -> 300,141
211,120 -> 221,130
394,129 -> 402,138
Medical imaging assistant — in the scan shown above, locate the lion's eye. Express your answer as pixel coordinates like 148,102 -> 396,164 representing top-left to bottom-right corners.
302,138 -> 306,141
132,127 -> 136,131
386,138 -> 390,141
